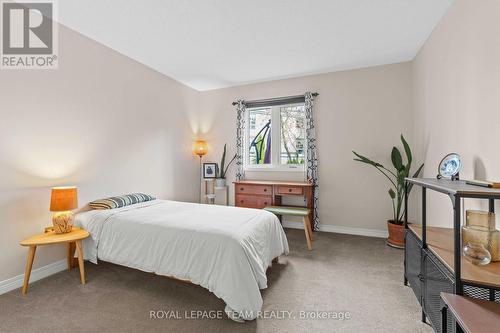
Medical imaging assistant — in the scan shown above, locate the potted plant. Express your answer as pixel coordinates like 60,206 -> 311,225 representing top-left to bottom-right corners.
215,143 -> 236,188
352,135 -> 424,248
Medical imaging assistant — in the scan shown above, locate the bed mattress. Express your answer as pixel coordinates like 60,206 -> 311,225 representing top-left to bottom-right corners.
74,199 -> 289,320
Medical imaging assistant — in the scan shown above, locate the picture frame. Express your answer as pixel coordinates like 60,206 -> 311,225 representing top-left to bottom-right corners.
203,163 -> 217,179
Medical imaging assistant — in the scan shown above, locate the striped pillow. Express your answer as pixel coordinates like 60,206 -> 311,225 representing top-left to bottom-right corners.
89,193 -> 156,210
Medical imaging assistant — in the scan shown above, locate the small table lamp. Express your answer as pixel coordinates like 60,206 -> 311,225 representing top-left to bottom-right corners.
50,186 -> 78,234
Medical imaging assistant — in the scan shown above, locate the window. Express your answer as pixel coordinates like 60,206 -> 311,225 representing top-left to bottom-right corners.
246,103 -> 306,171
248,107 -> 272,165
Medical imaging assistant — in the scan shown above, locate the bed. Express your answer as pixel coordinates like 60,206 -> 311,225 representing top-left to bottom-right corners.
74,199 -> 289,321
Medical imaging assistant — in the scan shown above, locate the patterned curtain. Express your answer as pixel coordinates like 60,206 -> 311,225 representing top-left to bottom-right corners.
305,92 -> 320,231
235,99 -> 246,181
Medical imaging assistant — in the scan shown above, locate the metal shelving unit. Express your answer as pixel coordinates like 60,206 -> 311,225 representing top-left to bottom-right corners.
403,178 -> 500,333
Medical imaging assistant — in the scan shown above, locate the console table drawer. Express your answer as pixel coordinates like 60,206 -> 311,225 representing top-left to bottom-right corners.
236,184 -> 272,195
235,194 -> 272,209
277,186 -> 303,195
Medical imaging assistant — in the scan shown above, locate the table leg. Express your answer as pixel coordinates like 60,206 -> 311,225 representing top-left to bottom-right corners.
75,240 -> 85,284
306,186 -> 314,232
305,215 -> 313,241
67,242 -> 75,271
21,245 -> 37,295
272,194 -> 282,223
273,194 -> 282,207
303,216 -> 312,250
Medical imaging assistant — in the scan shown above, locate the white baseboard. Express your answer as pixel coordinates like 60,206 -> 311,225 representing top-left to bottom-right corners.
0,259 -> 67,295
282,221 -> 388,238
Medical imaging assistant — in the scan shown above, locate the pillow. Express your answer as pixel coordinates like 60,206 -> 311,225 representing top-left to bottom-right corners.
89,193 -> 155,210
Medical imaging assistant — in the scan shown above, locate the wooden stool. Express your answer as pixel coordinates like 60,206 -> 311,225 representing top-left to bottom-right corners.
263,206 -> 313,250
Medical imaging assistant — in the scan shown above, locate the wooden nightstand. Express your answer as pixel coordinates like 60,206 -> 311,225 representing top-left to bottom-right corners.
19,227 -> 90,294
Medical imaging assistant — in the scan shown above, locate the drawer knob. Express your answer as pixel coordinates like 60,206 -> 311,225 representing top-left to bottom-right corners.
264,188 -> 267,192
289,189 -> 292,192
240,200 -> 244,203
264,202 -> 268,205
240,188 -> 244,191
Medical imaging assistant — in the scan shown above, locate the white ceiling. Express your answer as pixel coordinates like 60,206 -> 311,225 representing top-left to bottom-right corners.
58,0 -> 453,91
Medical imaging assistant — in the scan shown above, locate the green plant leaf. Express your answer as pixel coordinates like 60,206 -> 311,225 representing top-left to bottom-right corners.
352,151 -> 383,168
401,134 -> 412,175
397,171 -> 406,187
401,135 -> 412,165
413,163 -> 424,178
353,151 -> 399,188
388,188 -> 396,199
391,147 -> 404,171
219,144 -> 227,178
223,154 -> 237,176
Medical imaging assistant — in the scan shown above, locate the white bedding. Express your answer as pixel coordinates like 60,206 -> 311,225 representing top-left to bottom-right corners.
74,199 -> 289,320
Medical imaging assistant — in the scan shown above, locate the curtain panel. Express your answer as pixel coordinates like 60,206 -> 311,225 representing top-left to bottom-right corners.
305,92 -> 319,231
235,99 -> 246,181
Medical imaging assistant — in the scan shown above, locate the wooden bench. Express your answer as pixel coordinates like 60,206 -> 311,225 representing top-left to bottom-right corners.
263,206 -> 313,250
440,293 -> 500,333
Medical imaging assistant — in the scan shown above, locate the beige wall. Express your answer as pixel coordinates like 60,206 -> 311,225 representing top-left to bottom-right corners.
8,0 -> 494,284
200,63 -> 413,233
412,0 -> 500,227
0,26 -> 201,281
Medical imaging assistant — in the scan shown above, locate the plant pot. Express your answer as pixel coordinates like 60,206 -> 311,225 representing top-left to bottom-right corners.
215,178 -> 226,188
386,220 -> 405,249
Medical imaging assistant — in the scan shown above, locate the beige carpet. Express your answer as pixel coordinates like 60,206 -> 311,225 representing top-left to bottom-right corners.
0,229 -> 431,333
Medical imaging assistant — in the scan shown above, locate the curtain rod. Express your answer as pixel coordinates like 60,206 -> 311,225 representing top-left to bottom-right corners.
231,92 -> 319,106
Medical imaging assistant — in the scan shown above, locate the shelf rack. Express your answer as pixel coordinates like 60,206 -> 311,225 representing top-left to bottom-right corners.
404,178 -> 500,332
408,224 -> 500,289
405,178 -> 500,293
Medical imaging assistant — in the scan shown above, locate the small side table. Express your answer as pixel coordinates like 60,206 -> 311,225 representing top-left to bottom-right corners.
203,180 -> 229,205
19,227 -> 90,294
214,185 -> 228,205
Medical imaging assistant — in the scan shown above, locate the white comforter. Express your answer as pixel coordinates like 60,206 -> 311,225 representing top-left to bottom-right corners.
74,200 -> 289,320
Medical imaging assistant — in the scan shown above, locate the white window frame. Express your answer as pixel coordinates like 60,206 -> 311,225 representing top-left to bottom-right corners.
244,102 -> 306,172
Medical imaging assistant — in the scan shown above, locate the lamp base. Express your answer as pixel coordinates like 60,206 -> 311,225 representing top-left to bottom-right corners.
52,212 -> 74,234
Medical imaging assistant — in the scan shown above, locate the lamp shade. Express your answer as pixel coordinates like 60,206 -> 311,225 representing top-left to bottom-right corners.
193,140 -> 208,156
50,186 -> 78,212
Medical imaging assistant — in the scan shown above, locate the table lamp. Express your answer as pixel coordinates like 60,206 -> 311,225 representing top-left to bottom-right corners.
50,186 -> 78,234
193,140 -> 208,203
